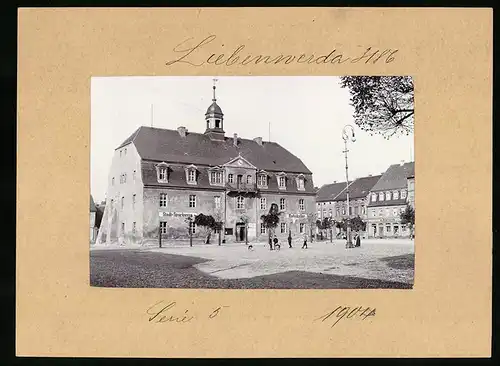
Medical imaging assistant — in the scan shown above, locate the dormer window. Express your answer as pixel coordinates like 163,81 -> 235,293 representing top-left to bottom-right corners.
379,192 -> 384,201
371,193 -> 377,202
155,162 -> 169,183
401,190 -> 407,199
296,174 -> 306,191
209,167 -> 224,186
257,171 -> 268,188
185,164 -> 198,185
393,190 -> 399,200
385,191 -> 391,200
277,172 -> 287,190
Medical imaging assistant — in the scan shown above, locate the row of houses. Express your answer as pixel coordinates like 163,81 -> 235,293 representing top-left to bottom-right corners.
91,82 -> 414,245
315,161 -> 415,239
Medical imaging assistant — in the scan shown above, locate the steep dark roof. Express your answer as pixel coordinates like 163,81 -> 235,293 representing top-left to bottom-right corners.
333,175 -> 382,201
90,195 -> 97,212
206,101 -> 223,116
371,162 -> 415,192
316,182 -> 347,202
117,126 -> 312,174
141,161 -> 315,194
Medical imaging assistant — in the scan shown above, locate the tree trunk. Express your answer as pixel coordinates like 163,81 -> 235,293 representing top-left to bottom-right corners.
206,231 -> 211,244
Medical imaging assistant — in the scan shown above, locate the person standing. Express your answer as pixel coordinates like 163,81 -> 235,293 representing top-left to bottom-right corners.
268,236 -> 273,250
273,235 -> 279,250
302,232 -> 308,249
355,232 -> 361,247
287,231 -> 293,248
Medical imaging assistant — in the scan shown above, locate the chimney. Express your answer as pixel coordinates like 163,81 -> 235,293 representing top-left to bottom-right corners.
177,126 -> 187,138
253,136 -> 263,146
333,181 -> 337,183
233,133 -> 238,146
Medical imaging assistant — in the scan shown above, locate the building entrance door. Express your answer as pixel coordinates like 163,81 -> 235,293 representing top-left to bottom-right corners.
236,223 -> 246,242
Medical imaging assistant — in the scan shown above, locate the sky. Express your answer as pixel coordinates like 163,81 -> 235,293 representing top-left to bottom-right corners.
91,76 -> 414,203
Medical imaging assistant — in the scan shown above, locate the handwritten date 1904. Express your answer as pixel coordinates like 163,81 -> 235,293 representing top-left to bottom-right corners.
314,306 -> 376,328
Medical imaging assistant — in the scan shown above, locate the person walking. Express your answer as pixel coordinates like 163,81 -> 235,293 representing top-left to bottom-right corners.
287,231 -> 293,248
268,236 -> 273,250
301,232 -> 308,249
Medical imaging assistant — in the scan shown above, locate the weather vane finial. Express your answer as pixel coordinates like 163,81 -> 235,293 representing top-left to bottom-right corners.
212,78 -> 218,102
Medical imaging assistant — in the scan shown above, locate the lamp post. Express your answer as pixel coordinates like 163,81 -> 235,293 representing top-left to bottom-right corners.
342,124 -> 356,248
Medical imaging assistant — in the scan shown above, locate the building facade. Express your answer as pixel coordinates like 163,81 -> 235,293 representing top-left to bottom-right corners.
366,162 -> 415,238
90,195 -> 97,243
96,83 -> 316,246
316,175 -> 382,238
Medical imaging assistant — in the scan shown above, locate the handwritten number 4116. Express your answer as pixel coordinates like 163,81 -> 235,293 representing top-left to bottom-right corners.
315,306 -> 376,328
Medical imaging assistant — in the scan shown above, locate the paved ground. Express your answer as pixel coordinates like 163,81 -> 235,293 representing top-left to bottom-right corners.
147,238 -> 414,284
90,250 -> 413,289
91,238 -> 414,289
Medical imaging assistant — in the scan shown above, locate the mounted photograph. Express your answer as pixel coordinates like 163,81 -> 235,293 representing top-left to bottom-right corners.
90,76 -> 415,289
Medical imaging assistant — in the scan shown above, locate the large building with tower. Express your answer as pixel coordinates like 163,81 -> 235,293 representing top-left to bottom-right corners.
96,82 -> 316,246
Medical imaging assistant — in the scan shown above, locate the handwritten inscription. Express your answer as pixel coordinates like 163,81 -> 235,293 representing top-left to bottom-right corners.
146,301 -> 229,324
314,306 -> 376,328
166,35 -> 398,67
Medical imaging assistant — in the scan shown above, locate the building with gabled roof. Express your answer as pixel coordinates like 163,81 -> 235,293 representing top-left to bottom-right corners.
315,175 -> 382,239
366,161 -> 415,238
96,82 -> 316,246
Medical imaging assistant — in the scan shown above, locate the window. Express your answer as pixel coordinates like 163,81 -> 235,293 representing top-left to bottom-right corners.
160,193 -> 167,208
329,209 -> 332,217
214,196 -> 221,209
237,196 -> 245,209
297,177 -> 305,190
132,194 -> 136,209
121,222 -> 125,232
379,209 -> 383,217
246,175 -> 252,184
299,199 -> 305,211
379,192 -> 384,201
132,222 -> 136,234
386,224 -> 391,232
336,208 -> 340,217
133,170 -> 136,182
156,163 -> 169,183
393,190 -> 399,200
342,206 -> 346,215
189,195 -> 196,208
112,177 -> 115,186
299,223 -> 305,233
188,170 -> 196,183
260,197 -> 267,210
121,196 -> 124,209
260,223 -> 266,234
361,206 -> 366,215
210,171 -> 223,185
215,119 -> 221,128
280,198 -> 286,211
393,208 -> 398,217
317,210 -> 321,218
385,191 -> 391,200
394,225 -> 399,235
189,221 -> 196,234
349,206 -> 353,215
237,175 -> 243,185
323,210 -> 327,217
280,222 -> 287,233
124,148 -> 127,155
160,222 -> 167,234
354,206 -> 358,215
279,176 -> 286,188
401,190 -> 407,199
258,174 -> 267,186
228,174 -> 234,183
371,193 -> 377,202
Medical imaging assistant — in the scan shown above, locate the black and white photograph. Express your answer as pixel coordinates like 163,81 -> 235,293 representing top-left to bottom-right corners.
90,76 -> 415,289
